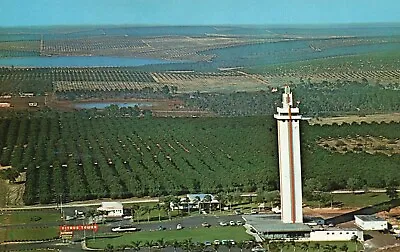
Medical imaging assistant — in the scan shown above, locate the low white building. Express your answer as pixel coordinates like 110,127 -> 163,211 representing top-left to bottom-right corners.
355,215 -> 388,231
97,202 -> 123,217
310,229 -> 363,241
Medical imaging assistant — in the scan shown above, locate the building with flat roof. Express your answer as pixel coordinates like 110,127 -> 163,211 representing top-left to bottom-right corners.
355,215 -> 388,231
243,214 -> 363,242
97,202 -> 123,217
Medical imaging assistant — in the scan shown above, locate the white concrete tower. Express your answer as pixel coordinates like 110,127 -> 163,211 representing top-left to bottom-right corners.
274,86 -> 303,224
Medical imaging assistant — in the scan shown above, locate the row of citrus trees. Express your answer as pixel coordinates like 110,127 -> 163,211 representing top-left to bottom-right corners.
1,109 -> 399,205
0,110 -> 279,205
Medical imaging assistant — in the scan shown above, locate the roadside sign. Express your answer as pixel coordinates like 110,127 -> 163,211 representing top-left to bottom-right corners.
60,231 -> 73,240
59,224 -> 99,232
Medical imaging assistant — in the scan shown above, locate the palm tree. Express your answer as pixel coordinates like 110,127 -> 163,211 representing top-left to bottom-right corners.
213,242 -> 220,252
131,204 -> 140,223
172,197 -> 181,215
203,194 -> 212,213
300,242 -> 309,252
131,241 -> 141,252
351,235 -> 358,252
262,239 -> 271,251
313,242 -> 321,252
195,242 -> 206,252
237,241 -> 245,252
105,244 -> 114,252
225,241 -> 234,252
182,238 -> 194,252
161,202 -> 171,220
226,193 -> 234,210
194,196 -> 201,213
181,196 -> 190,215
168,239 -> 181,252
144,240 -> 154,252
155,203 -> 162,221
339,244 -> 348,252
140,205 -> 152,222
215,193 -> 225,212
156,238 -> 166,249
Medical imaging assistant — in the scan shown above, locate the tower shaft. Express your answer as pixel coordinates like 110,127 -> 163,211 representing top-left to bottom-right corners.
274,86 -> 303,224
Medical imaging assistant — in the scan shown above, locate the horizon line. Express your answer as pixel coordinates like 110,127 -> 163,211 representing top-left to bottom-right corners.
1,21 -> 400,29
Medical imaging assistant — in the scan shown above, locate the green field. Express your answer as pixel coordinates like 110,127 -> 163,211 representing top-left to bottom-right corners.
0,210 -> 61,225
0,226 -> 58,242
333,192 -> 391,208
87,226 -> 251,249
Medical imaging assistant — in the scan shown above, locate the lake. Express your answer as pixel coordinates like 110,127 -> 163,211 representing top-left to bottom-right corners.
74,102 -> 153,109
0,56 -> 177,67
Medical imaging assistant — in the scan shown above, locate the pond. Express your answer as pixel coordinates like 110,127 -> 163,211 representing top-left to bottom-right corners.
0,56 -> 178,67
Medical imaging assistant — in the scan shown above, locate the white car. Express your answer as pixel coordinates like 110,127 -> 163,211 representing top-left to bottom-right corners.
229,220 -> 236,226
251,247 -> 266,252
251,209 -> 259,214
177,224 -> 183,230
219,221 -> 228,226
111,225 -> 139,232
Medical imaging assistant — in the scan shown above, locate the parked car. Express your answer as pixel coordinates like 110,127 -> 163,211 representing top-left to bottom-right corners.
251,209 -> 259,214
177,224 -> 183,230
236,220 -> 243,225
202,222 -> 211,228
219,221 -> 228,226
229,220 -> 236,226
158,225 -> 166,231
204,241 -> 212,246
251,247 -> 266,252
213,240 -> 220,245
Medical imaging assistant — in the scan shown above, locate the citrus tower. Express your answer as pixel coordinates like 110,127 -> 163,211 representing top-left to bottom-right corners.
274,86 -> 303,224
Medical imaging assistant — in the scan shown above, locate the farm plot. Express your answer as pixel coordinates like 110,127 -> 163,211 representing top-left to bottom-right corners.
152,71 -> 270,92
0,113 -> 279,205
317,136 -> 400,156
0,68 -> 155,83
54,81 -> 163,92
39,36 -> 272,60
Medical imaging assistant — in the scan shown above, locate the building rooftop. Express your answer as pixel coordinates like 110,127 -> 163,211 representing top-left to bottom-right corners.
243,214 -> 311,233
98,202 -> 123,210
355,215 -> 386,222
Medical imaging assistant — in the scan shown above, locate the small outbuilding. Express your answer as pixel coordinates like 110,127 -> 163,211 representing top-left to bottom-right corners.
97,202 -> 124,217
354,215 -> 388,231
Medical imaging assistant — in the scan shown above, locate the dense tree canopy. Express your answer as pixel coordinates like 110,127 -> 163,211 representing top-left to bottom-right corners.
0,109 -> 398,205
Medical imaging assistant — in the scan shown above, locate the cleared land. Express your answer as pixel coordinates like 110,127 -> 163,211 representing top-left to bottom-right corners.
317,136 -> 400,156
309,113 -> 400,125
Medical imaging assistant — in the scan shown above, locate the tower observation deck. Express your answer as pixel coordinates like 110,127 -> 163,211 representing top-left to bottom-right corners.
274,86 -> 303,224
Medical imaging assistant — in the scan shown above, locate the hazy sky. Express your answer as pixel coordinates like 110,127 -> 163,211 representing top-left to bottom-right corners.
1,0 -> 399,27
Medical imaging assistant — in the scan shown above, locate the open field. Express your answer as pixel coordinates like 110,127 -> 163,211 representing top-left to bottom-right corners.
317,135 -> 400,156
0,210 -> 61,225
0,226 -> 58,242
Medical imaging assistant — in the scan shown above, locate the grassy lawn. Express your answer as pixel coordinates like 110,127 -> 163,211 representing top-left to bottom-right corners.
87,226 -> 251,249
0,210 -> 61,225
304,192 -> 391,208
1,226 -> 59,242
333,192 -> 390,208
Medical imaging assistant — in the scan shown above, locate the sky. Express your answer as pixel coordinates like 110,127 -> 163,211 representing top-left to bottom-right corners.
0,0 -> 399,27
